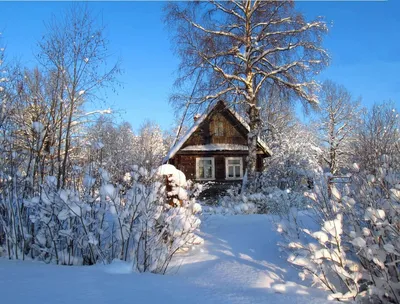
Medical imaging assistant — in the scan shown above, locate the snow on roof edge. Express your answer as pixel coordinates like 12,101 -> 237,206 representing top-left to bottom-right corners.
163,104 -> 214,163
181,144 -> 249,152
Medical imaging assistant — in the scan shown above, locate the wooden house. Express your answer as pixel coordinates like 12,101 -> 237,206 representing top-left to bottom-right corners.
163,100 -> 271,183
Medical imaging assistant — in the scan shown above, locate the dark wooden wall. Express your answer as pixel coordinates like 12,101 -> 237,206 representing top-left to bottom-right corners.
183,110 -> 248,148
173,153 -> 264,182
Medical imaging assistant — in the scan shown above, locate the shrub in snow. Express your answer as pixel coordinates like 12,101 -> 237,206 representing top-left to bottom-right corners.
202,185 -> 258,215
203,181 -> 310,216
0,162 -> 202,274
259,186 -> 308,214
261,121 -> 323,191
279,205 -> 360,301
129,164 -> 203,273
278,158 -> 400,303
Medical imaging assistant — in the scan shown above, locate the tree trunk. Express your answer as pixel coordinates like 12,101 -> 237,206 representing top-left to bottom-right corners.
247,104 -> 261,187
328,112 -> 337,175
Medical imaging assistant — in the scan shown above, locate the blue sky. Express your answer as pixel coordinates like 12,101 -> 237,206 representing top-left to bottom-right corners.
1,1 -> 399,131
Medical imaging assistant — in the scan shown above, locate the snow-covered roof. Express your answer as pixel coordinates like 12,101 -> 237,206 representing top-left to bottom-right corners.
181,144 -> 249,152
163,100 -> 272,163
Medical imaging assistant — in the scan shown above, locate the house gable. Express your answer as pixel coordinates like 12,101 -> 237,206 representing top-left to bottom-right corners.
182,102 -> 248,148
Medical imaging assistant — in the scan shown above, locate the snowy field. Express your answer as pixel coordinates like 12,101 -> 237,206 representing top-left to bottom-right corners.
0,215 -> 330,304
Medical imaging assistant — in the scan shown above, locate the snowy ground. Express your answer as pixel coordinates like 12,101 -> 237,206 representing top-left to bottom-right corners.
0,215 -> 330,304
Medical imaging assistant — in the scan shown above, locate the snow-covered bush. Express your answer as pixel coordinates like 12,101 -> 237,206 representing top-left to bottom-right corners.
201,182 -> 310,216
202,183 -> 307,215
132,164 -> 203,273
278,197 -> 360,301
278,157 -> 400,303
202,185 -> 258,215
258,186 -> 307,214
0,162 -> 202,274
261,122 -> 323,192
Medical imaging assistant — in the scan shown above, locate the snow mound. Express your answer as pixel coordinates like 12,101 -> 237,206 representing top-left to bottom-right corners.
103,259 -> 133,274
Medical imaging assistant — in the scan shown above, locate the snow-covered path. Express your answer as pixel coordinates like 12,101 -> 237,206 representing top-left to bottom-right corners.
0,215 -> 330,304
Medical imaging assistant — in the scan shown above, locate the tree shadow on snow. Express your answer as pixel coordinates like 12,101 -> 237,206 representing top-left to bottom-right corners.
169,215 -> 327,300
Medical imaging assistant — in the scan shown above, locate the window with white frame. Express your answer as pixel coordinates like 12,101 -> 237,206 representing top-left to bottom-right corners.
225,157 -> 243,179
196,157 -> 215,180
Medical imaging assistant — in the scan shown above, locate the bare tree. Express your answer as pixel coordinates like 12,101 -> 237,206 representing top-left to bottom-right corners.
165,0 -> 329,183
10,68 -> 55,194
133,121 -> 166,172
354,101 -> 400,174
259,84 -> 296,144
0,32 -> 4,109
37,4 -> 120,188
316,80 -> 361,175
85,116 -> 136,179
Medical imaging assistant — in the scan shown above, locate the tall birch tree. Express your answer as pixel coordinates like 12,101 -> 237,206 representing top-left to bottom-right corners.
165,0 -> 329,183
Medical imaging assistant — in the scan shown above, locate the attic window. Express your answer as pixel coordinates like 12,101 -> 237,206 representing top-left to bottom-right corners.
225,157 -> 243,180
215,121 -> 224,136
196,157 -> 215,180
